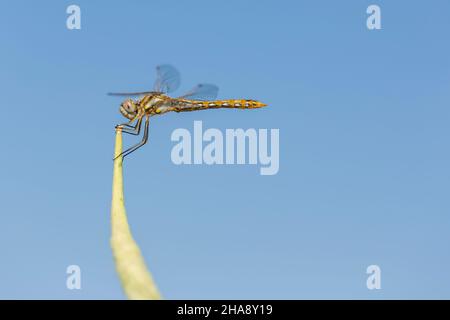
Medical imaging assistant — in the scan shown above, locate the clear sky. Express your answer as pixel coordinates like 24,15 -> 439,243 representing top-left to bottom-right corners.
0,0 -> 449,299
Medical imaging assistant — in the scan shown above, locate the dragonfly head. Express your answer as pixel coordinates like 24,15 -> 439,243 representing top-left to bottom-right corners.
120,99 -> 138,119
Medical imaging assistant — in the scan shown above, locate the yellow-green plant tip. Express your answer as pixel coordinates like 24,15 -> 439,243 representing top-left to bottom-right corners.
110,129 -> 162,300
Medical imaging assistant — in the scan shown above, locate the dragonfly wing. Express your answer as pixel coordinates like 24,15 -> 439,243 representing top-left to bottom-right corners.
178,84 -> 219,101
153,64 -> 181,94
108,91 -> 155,97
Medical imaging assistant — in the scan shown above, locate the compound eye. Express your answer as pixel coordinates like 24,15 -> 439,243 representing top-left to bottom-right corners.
123,100 -> 136,113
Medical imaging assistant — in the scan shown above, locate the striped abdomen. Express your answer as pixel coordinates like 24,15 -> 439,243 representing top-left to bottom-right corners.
172,99 -> 267,112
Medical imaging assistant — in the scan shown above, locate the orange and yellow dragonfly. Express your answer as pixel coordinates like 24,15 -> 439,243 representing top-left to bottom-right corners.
109,65 -> 267,159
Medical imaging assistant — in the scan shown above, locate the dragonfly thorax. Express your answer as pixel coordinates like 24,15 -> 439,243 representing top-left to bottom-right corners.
120,99 -> 138,119
146,94 -> 166,106
140,93 -> 169,113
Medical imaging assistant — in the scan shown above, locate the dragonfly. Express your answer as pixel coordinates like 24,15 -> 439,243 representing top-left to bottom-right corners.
109,65 -> 267,159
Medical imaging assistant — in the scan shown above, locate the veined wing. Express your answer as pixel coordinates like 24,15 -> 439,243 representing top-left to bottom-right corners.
153,64 -> 181,94
178,84 -> 219,101
109,65 -> 180,96
108,91 -> 156,97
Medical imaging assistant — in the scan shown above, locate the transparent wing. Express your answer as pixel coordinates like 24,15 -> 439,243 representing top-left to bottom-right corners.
108,91 -> 156,97
153,64 -> 181,94
178,84 -> 219,101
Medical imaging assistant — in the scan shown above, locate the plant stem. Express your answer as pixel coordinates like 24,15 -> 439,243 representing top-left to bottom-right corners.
110,129 -> 162,300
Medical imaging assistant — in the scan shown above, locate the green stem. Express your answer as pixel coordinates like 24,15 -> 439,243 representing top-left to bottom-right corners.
110,129 -> 162,300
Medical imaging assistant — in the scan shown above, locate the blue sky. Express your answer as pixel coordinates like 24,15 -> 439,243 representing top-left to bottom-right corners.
0,0 -> 449,299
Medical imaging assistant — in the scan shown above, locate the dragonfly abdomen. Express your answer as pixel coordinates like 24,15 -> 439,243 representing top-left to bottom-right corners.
175,99 -> 266,112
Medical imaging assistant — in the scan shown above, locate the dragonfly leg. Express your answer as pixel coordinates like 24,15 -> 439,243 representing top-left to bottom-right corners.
115,115 -> 143,136
115,114 -> 140,129
114,115 -> 150,160
115,119 -> 135,129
